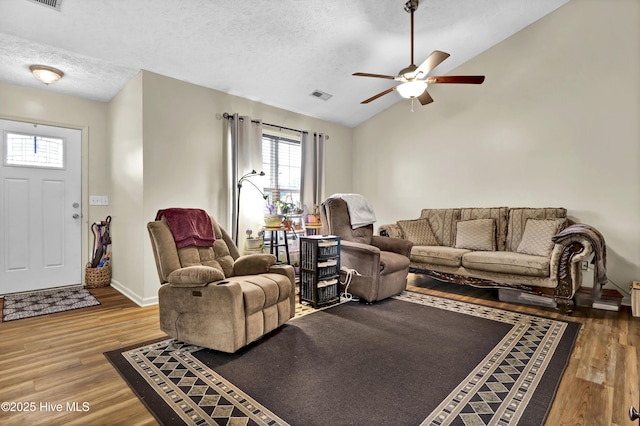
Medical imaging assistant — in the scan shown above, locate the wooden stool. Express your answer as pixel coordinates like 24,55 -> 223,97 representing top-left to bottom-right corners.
264,226 -> 290,264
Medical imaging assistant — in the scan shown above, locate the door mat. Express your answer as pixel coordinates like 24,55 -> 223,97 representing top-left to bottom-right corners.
2,285 -> 100,322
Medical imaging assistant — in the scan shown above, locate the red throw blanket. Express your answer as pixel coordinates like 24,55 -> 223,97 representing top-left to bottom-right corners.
156,208 -> 215,248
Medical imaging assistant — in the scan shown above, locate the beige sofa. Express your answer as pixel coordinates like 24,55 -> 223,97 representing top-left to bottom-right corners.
379,207 -> 604,313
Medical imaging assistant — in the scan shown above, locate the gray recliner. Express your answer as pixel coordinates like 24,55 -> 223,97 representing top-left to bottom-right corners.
320,196 -> 413,302
147,212 -> 295,353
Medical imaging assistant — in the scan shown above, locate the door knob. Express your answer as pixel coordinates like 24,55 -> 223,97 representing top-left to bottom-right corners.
72,213 -> 80,219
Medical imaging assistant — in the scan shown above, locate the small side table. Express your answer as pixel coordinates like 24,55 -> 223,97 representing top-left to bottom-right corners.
264,226 -> 290,265
305,223 -> 322,236
300,235 -> 341,308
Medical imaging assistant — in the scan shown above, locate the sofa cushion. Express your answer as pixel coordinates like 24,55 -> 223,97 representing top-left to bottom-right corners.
516,218 -> 566,257
460,207 -> 508,251
167,265 -> 225,285
410,246 -> 471,267
506,208 -> 567,251
238,274 -> 291,316
419,208 -> 461,247
397,218 -> 439,246
455,219 -> 496,251
175,216 -> 235,277
462,251 -> 550,277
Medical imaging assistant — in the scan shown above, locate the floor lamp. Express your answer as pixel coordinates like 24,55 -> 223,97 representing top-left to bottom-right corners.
236,170 -> 267,246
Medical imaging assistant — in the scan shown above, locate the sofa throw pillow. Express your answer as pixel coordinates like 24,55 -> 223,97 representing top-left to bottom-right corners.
516,218 -> 566,257
455,219 -> 496,251
397,218 -> 439,246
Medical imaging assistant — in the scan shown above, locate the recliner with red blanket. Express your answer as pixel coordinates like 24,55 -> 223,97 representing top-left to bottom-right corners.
148,209 -> 295,353
320,195 -> 413,302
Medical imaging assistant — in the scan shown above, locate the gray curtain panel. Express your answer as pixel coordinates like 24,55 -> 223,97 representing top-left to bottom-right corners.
300,132 -> 326,216
226,114 -> 263,250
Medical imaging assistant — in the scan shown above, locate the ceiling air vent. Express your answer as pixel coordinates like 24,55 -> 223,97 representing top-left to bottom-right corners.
310,90 -> 333,101
26,0 -> 61,11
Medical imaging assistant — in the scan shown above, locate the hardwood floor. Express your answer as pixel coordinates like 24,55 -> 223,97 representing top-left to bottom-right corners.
0,287 -> 164,425
0,277 -> 638,425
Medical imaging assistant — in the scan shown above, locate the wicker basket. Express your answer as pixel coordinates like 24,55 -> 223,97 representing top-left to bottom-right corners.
85,261 -> 111,288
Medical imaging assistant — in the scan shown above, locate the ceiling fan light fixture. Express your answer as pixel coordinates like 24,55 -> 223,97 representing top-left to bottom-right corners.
397,80 -> 427,98
29,65 -> 64,85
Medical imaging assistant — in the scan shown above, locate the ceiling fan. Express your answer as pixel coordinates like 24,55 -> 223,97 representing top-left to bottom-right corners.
353,0 -> 485,107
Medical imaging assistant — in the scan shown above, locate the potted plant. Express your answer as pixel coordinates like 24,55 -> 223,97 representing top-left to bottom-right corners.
245,229 -> 263,250
264,202 -> 284,227
306,204 -> 321,224
278,199 -> 303,230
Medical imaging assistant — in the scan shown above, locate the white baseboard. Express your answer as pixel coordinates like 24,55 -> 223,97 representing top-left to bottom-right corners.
109,279 -> 158,307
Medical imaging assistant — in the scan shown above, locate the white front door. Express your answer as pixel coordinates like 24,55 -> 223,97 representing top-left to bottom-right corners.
0,119 -> 82,294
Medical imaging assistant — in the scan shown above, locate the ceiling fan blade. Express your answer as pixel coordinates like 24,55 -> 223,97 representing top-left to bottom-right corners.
426,75 -> 485,84
361,87 -> 397,104
353,72 -> 396,80
418,89 -> 434,105
415,50 -> 450,78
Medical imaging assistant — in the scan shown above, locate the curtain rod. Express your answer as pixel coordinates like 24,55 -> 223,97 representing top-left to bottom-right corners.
222,112 -> 329,140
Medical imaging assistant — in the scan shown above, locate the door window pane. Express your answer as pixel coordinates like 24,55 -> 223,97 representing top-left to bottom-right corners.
4,132 -> 65,169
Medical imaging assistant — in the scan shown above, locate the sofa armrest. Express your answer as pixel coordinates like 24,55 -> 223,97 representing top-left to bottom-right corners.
549,238 -> 593,299
370,235 -> 413,258
340,240 -> 381,277
232,254 -> 277,276
550,238 -> 593,265
378,223 -> 403,239
166,265 -> 225,286
267,264 -> 296,286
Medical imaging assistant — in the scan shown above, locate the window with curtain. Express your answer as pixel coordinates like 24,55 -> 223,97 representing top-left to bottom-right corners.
262,133 -> 301,208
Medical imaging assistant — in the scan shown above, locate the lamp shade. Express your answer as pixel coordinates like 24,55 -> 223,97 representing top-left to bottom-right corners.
396,80 -> 427,98
29,65 -> 64,85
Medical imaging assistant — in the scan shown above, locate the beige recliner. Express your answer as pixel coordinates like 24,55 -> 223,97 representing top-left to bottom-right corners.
320,196 -> 413,303
147,212 -> 295,353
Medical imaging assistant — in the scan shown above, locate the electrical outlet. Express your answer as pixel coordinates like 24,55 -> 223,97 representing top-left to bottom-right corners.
89,195 -> 109,206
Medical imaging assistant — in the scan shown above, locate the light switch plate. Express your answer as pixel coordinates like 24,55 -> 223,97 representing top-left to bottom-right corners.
89,195 -> 109,206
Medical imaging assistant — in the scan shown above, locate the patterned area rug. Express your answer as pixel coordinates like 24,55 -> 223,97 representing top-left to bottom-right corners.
2,285 -> 100,321
105,291 -> 580,425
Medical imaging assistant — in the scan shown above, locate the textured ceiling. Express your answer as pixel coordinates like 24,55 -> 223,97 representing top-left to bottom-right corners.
0,0 -> 569,128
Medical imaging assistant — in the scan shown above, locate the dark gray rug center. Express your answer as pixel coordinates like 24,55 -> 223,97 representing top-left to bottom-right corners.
2,285 -> 100,322
105,291 -> 580,425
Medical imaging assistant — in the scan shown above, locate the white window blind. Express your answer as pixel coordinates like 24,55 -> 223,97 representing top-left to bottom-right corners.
262,133 -> 301,206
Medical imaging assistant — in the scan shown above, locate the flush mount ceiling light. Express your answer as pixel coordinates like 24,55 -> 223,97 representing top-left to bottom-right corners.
29,65 -> 64,85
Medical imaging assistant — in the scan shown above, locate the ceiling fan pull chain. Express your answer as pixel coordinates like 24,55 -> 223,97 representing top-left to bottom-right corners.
411,98 -> 415,113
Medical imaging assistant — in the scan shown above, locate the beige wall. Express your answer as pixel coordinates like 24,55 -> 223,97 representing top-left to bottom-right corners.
0,82 -> 110,271
1,73 -> 354,305
116,70 -> 354,304
354,0 -> 640,296
108,72 -> 145,302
